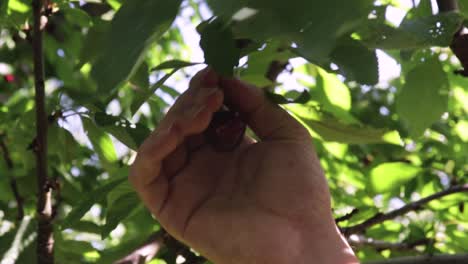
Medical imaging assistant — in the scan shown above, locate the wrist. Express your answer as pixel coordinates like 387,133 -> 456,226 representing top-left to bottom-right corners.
215,224 -> 358,264
299,224 -> 359,264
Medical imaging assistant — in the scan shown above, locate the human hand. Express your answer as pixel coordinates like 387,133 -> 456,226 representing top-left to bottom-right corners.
129,69 -> 358,264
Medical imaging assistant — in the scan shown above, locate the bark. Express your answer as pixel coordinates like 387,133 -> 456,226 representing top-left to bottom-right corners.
343,185 -> 468,235
32,0 -> 54,262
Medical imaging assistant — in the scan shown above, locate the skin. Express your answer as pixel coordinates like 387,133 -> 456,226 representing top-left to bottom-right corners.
129,69 -> 359,264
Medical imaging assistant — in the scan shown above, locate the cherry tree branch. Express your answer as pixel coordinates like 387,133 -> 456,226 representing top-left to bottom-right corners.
343,184 -> 468,236
364,254 -> 468,264
115,230 -> 206,264
349,236 -> 432,252
32,0 -> 54,263
115,232 -> 165,264
0,136 -> 24,221
335,208 -> 360,224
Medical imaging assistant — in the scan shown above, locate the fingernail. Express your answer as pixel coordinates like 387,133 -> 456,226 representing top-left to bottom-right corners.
162,122 -> 183,137
159,123 -> 174,135
199,86 -> 219,98
202,69 -> 218,87
188,104 -> 206,119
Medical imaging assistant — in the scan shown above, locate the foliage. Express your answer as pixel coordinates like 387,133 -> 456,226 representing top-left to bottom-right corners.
0,0 -> 467,263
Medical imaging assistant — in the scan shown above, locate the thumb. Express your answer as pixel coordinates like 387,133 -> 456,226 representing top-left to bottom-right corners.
219,78 -> 310,141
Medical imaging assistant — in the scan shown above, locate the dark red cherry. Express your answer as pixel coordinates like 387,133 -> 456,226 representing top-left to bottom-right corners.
204,110 -> 246,152
4,74 -> 15,83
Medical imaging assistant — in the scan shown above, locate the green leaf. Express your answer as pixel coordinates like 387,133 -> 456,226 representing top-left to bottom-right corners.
8,0 -> 29,13
242,42 -> 293,77
102,181 -> 141,239
107,0 -> 122,10
331,38 -> 378,85
306,117 -> 401,145
313,68 -> 358,124
296,0 -> 372,61
91,0 -> 182,93
160,85 -> 181,98
0,0 -> 9,17
359,12 -> 463,49
131,69 -> 177,114
81,117 -> 118,170
265,90 -> 311,105
151,60 -> 201,71
199,18 -> 240,76
369,162 -> 422,194
79,20 -> 110,66
318,67 -> 351,110
288,105 -> 402,145
101,193 -> 140,239
208,0 -> 372,61
107,180 -> 135,206
61,177 -> 126,229
129,63 -> 149,89
55,234 -> 95,255
48,124 -> 80,164
396,58 -> 449,137
459,0 -> 468,18
70,221 -> 102,234
0,176 -> 13,201
64,7 -> 93,27
402,0 -> 433,21
455,120 -> 468,142
148,259 -> 168,264
94,112 -> 151,150
240,74 -> 274,87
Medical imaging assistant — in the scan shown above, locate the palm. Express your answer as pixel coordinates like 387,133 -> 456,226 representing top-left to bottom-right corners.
156,137 -> 333,263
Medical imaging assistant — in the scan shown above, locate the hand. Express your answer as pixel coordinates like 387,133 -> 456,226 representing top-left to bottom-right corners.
129,69 -> 358,264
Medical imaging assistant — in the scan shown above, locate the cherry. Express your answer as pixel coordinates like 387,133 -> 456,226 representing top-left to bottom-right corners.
204,109 -> 246,152
4,74 -> 15,83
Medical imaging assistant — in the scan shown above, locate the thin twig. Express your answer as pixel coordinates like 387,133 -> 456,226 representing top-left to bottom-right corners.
32,0 -> 54,262
364,253 -> 468,264
349,236 -> 432,252
115,230 -> 206,264
0,136 -> 24,221
335,208 -> 360,224
115,231 -> 165,264
162,232 -> 206,264
61,111 -> 89,119
343,184 -> 468,236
